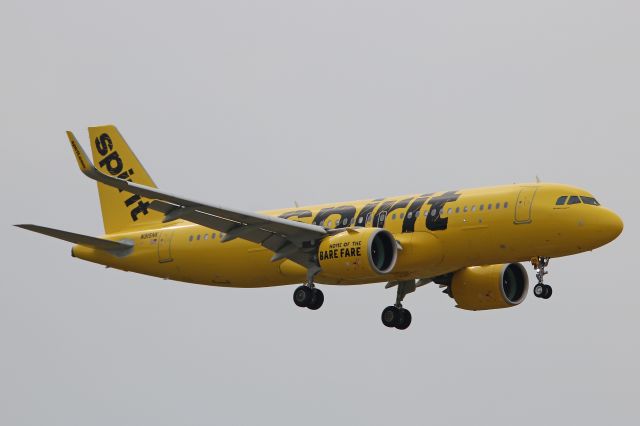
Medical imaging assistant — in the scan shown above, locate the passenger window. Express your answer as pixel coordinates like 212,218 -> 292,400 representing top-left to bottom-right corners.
479,204 -> 484,211
471,205 -> 476,212
488,203 -> 492,210
366,213 -> 372,223
447,208 -> 452,214
392,214 -> 397,220
568,196 -> 581,205
463,206 -> 468,213
189,235 -> 193,242
581,196 -> 600,206
440,208 -> 444,216
556,196 -> 568,205
504,202 -> 509,209
212,233 -> 216,240
496,203 -> 500,210
196,235 -> 201,241
456,207 -> 460,213
204,234 -> 208,240
400,212 -> 405,219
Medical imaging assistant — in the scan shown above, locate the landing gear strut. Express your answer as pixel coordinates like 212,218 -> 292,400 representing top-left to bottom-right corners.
531,256 -> 552,299
293,266 -> 324,310
381,280 -> 421,330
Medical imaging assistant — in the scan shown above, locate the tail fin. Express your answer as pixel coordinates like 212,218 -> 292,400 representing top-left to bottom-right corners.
87,125 -> 164,234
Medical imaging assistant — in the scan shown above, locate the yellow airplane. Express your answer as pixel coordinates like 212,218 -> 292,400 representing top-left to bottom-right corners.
16,125 -> 623,330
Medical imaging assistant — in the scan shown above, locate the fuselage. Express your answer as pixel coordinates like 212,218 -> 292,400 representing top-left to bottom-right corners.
71,182 -> 623,287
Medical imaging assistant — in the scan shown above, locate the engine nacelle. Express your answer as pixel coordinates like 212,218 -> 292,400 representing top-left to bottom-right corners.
318,228 -> 397,280
451,263 -> 528,311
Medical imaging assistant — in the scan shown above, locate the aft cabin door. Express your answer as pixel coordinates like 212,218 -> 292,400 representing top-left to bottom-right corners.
157,230 -> 175,263
514,187 -> 538,224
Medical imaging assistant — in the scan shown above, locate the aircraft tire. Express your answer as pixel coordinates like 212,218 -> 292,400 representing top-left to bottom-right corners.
395,308 -> 412,330
293,286 -> 313,307
307,288 -> 324,310
542,285 -> 553,299
533,284 -> 545,298
381,306 -> 400,328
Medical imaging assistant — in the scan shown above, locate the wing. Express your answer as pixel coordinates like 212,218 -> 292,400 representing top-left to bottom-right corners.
66,131 -> 326,270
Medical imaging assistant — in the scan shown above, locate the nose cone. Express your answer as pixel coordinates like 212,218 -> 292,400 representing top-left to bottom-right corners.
599,208 -> 624,244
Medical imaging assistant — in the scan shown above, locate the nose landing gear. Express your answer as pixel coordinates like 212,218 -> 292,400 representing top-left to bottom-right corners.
531,257 -> 552,299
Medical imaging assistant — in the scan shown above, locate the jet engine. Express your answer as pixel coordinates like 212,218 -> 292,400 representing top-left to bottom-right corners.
450,263 -> 528,310
318,228 -> 397,281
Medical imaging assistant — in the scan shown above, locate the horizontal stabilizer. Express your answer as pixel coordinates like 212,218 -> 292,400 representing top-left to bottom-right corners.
15,224 -> 133,255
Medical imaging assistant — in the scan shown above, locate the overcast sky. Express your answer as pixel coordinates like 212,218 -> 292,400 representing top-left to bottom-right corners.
1,1 -> 639,425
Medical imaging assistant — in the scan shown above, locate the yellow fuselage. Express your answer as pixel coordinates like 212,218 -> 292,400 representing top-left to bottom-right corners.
72,183 -> 623,287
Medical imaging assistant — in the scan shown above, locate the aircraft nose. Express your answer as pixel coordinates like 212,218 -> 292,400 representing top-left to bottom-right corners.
600,209 -> 624,243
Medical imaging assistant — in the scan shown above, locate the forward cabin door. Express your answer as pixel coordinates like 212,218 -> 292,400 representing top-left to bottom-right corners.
514,187 -> 538,224
157,229 -> 175,263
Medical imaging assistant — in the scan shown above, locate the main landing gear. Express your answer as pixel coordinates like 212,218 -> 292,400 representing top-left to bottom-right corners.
531,256 -> 552,299
381,305 -> 412,330
293,285 -> 324,310
293,266 -> 324,310
381,279 -> 427,330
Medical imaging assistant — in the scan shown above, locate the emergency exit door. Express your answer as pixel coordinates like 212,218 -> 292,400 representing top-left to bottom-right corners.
514,187 -> 538,224
157,230 -> 175,263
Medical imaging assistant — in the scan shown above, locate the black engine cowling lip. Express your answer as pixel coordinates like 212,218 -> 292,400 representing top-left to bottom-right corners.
367,229 -> 398,274
499,263 -> 529,305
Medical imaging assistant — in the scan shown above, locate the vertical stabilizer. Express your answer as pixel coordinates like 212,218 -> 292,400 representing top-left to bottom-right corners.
88,125 -> 164,234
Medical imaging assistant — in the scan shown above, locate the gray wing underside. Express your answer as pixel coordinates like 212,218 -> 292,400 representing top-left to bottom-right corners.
148,200 -> 319,266
66,131 -> 326,268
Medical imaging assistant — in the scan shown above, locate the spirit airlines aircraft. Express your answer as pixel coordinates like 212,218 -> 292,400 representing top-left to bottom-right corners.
16,126 -> 623,330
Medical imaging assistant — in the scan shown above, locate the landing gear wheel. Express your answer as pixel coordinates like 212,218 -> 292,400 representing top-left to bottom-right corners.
307,288 -> 324,310
381,306 -> 412,330
532,257 -> 553,301
293,285 -> 313,307
395,308 -> 412,330
381,306 -> 400,328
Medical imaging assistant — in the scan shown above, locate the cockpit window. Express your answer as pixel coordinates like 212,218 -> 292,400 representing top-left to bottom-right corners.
568,196 -> 581,205
555,196 -> 568,205
581,196 -> 600,206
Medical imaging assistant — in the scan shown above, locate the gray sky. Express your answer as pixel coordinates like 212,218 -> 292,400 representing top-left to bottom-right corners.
1,1 -> 639,425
